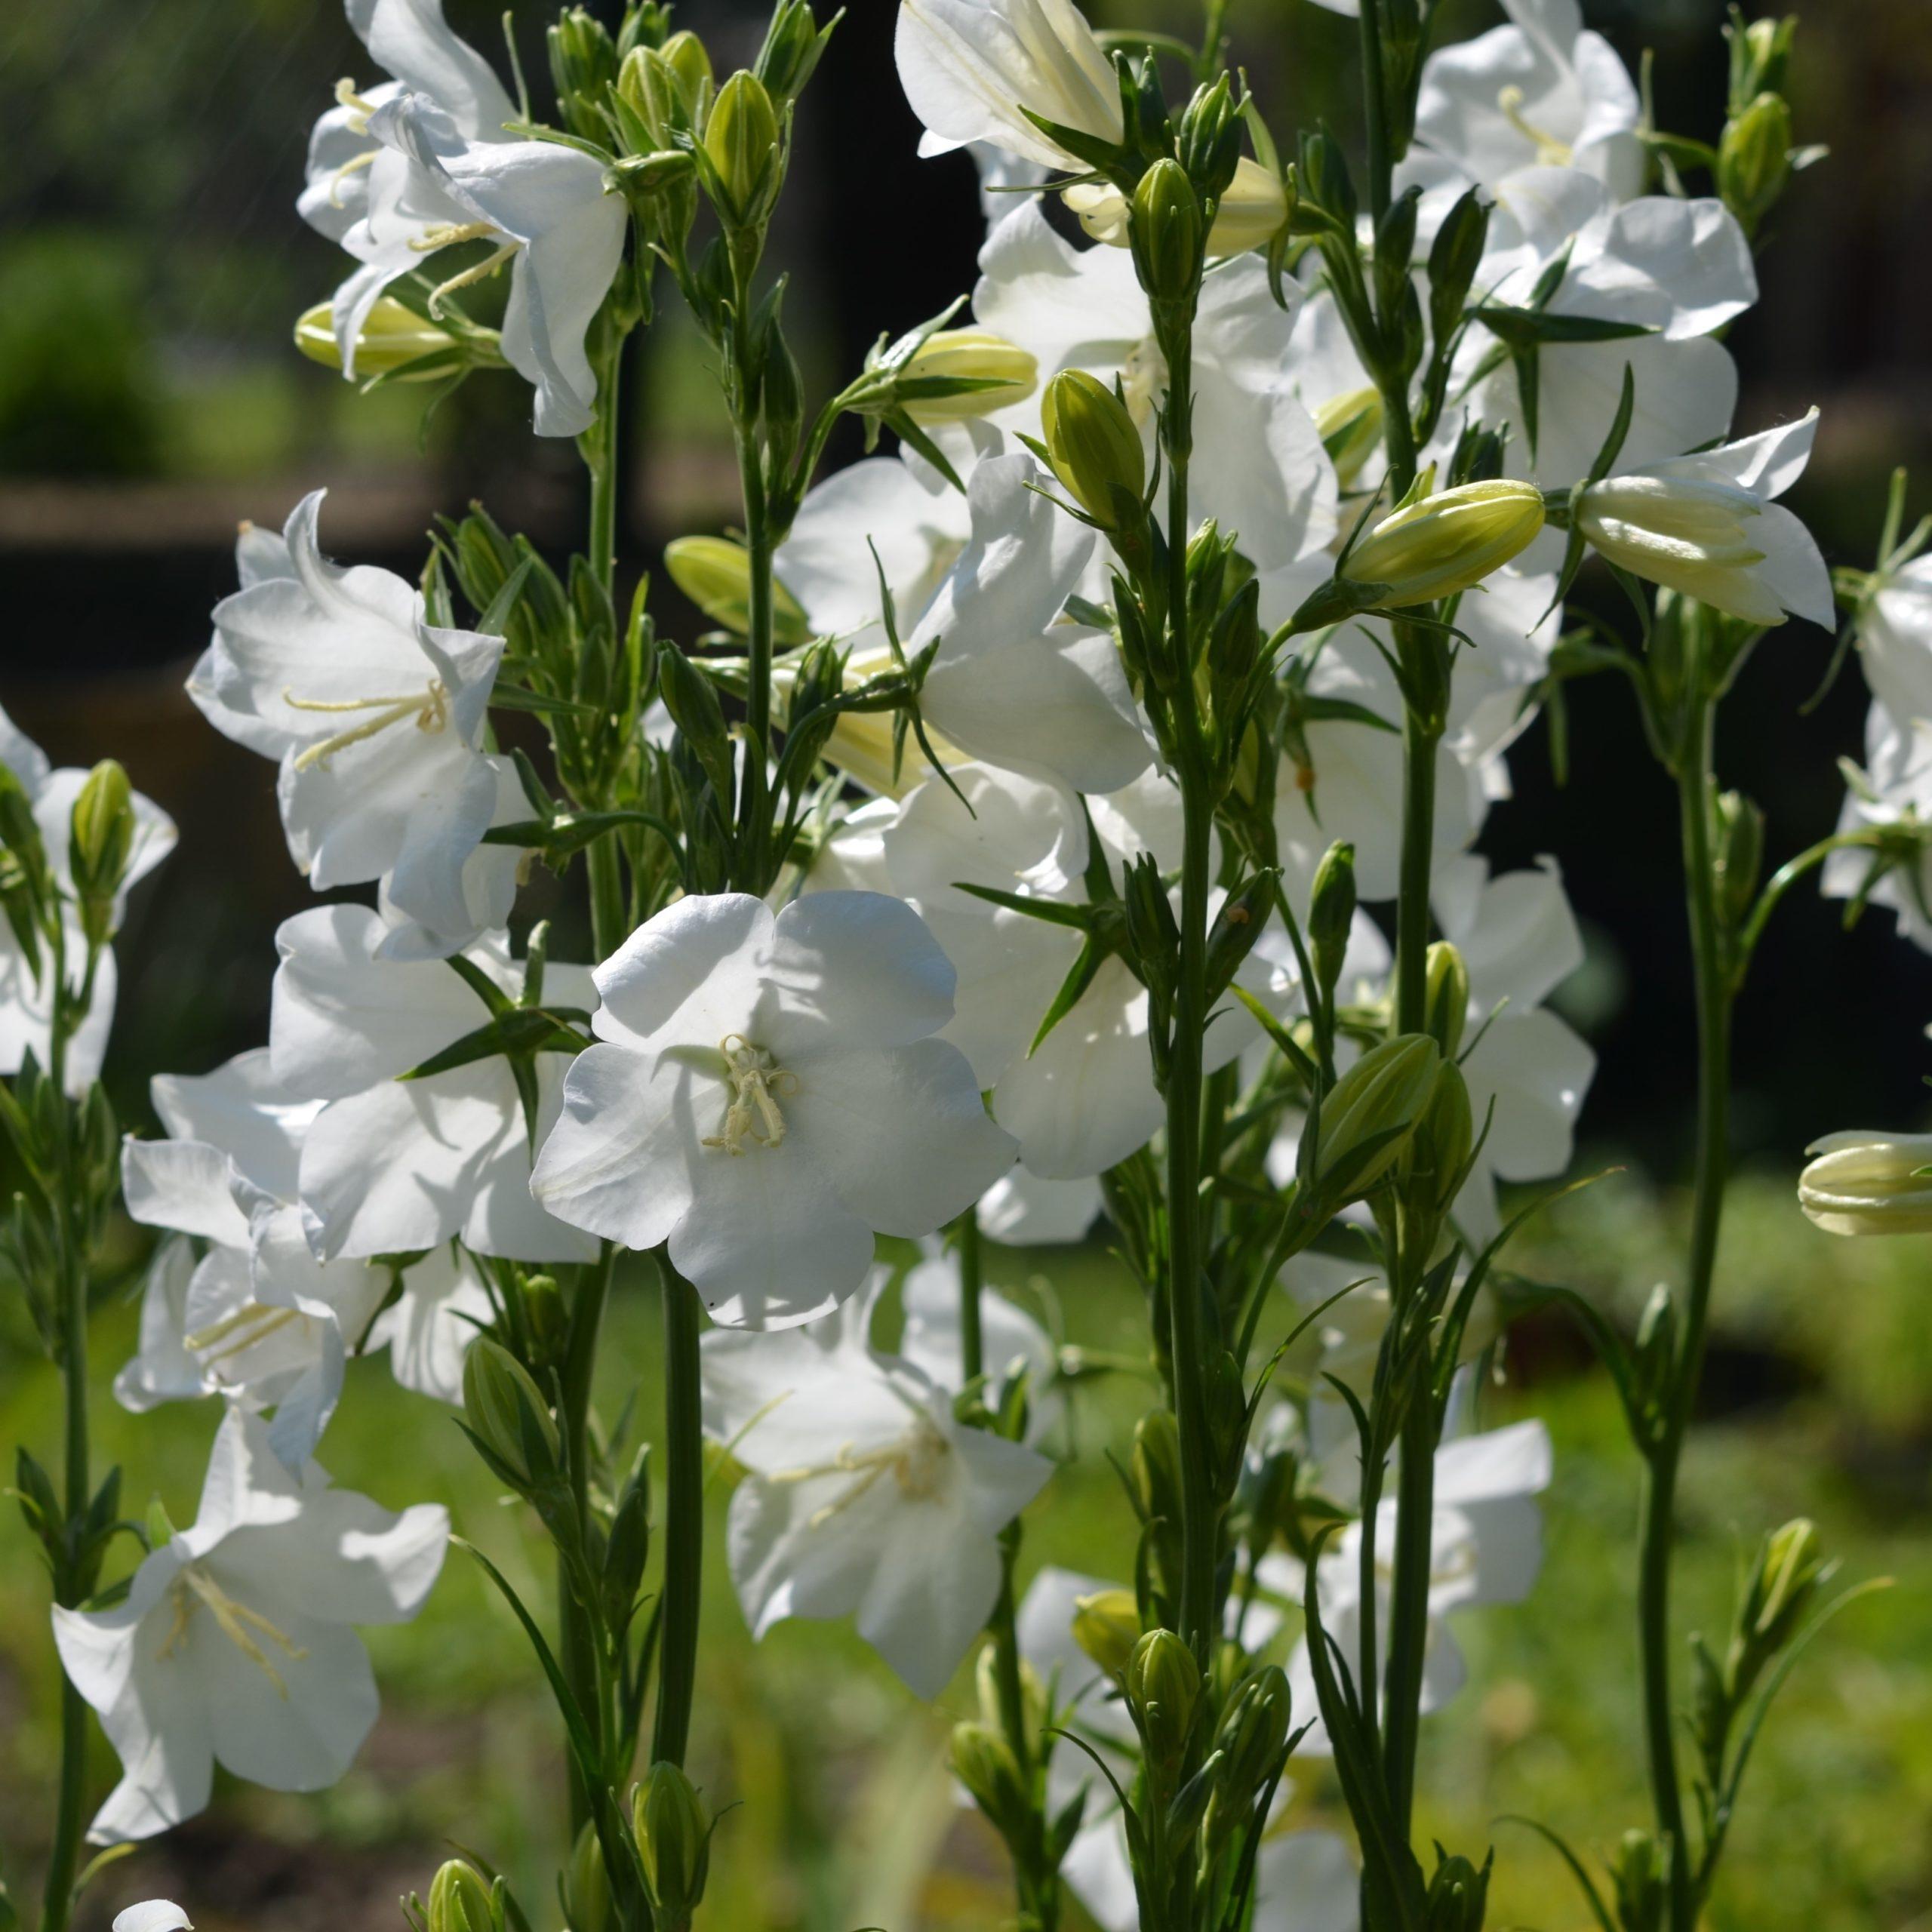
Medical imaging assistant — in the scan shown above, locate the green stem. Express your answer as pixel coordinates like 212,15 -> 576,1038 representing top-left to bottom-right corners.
1641,689 -> 1731,1932
651,1261 -> 705,1770
586,836 -> 627,964
1730,829 -> 1878,988
558,1246 -> 615,1832
1377,690 -> 1443,1845
1357,0 -> 1393,221
586,332 -> 624,593
956,1204 -> 985,1384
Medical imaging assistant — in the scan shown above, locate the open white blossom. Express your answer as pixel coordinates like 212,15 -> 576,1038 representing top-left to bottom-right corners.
54,1407 -> 447,1842
1824,710 -> 1932,951
897,1244 -> 1064,1445
331,92 -> 626,435
702,1280 -> 1051,1695
0,705 -> 176,1095
1850,549 -> 1932,731
1407,0 -> 1644,202
198,492 -> 508,940
532,891 -> 1015,1326
896,0 -> 1121,173
1576,410 -> 1835,629
1266,1414 -> 1553,1752
113,1906 -> 192,1932
298,0 -> 515,242
976,1165 -> 1102,1244
270,904 -> 597,1264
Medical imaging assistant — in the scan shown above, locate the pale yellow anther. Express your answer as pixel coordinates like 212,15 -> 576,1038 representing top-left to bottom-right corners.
159,1566 -> 309,1698
283,680 -> 451,772
701,1034 -> 798,1155
1496,85 -> 1574,167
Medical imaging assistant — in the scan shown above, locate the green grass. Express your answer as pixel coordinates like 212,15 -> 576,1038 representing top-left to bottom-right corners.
2,1167 -> 1927,1930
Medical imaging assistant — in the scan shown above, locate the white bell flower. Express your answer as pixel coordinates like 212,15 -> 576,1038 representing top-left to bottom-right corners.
270,904 -> 598,1265
331,92 -> 626,436
297,0 -> 515,242
1850,551 -> 1932,731
976,1166 -> 1102,1244
198,491 -> 508,940
1266,1413 -> 1553,1753
531,891 -> 1017,1327
1574,409 -> 1835,630
53,1407 -> 448,1843
114,1906 -> 192,1932
1432,854 -> 1597,1246
700,1278 -> 1051,1697
974,205 -> 1338,577
1824,709 -> 1932,951
0,705 -> 176,1095
895,0 -> 1121,174
897,1244 -> 1064,1446
1408,0 -> 1644,202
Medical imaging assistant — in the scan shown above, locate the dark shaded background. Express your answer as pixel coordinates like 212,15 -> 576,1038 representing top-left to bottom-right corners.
3,0 -> 1931,1175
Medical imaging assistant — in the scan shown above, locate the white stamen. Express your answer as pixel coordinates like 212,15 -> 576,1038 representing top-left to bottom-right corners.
1496,85 -> 1574,167
768,1413 -> 953,1526
160,1567 -> 309,1697
283,680 -> 451,771
701,1034 -> 798,1155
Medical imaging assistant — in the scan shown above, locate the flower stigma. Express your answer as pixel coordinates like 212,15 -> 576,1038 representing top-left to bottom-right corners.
768,1411 -> 953,1527
700,1034 -> 798,1155
1496,85 -> 1575,166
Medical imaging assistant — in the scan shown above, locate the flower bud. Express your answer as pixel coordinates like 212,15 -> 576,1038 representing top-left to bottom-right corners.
549,7 -> 619,138
1305,1032 -> 1442,1204
949,1721 -> 1031,1837
1205,869 -> 1275,1004
1312,386 -> 1384,488
1177,75 -> 1241,202
704,71 -> 780,224
565,1820 -> 611,1932
1611,1829 -> 1669,1932
632,1761 -> 710,1920
69,759 -> 137,947
1341,479 -> 1546,610
1718,91 -> 1792,232
1307,841 -> 1357,1001
619,35 -> 710,145
294,297 -> 462,380
1130,159 -> 1204,307
1065,154 -> 1284,259
1727,14 -> 1795,112
1730,1518 -> 1826,1690
1712,789 -> 1764,931
1404,1058 -> 1473,1229
1574,475 -> 1770,621
1426,189 -> 1490,346
1205,1664 -> 1291,1844
427,1859 -> 496,1932
1422,941 -> 1469,1060
1131,1407 -> 1184,1532
895,328 -> 1038,425
462,1337 -> 561,1487
1072,1588 -> 1141,1678
1798,1131 -> 1932,1235
663,536 -> 810,643
1425,1850 -> 1491,1932
1124,1628 -> 1201,1768
1041,368 -> 1146,529
755,0 -> 830,105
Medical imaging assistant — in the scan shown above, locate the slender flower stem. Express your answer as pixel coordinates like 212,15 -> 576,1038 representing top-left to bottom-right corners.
651,1262 -> 705,1769
1641,688 -> 1731,1932
1356,0 -> 1393,222
956,1204 -> 985,1384
586,332 -> 624,594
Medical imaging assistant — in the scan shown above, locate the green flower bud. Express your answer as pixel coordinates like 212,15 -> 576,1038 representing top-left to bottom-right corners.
1426,189 -> 1490,346
1713,789 -> 1764,931
1312,386 -> 1385,488
896,328 -> 1038,425
654,641 -> 736,799
704,71 -> 780,225
69,759 -> 136,947
1727,13 -> 1795,112
548,7 -> 619,137
294,297 -> 463,380
1730,1517 -> 1826,1692
1072,1588 -> 1141,1678
619,42 -> 702,145
606,149 -> 699,198
1343,479 -> 1546,609
1306,1032 -> 1442,1204
755,0 -> 831,105
427,1859 -> 497,1932
663,536 -> 811,643
1177,75 -> 1241,202
1425,1849 -> 1491,1932
565,1820 -> 611,1932
1205,1664 -> 1292,1845
1718,91 -> 1792,232
660,30 -> 715,103
1611,1829 -> 1669,1932
1131,1407 -> 1184,1534
1204,868 -> 1276,1006
1798,1130 -> 1932,1236
1131,159 -> 1204,307
1422,940 -> 1469,1060
1126,1628 -> 1201,1770
462,1337 -> 561,1488
1041,368 -> 1146,530
633,1761 -> 710,1921
949,1721 -> 1031,1837
1404,1057 -> 1473,1228
1307,841 -> 1357,1001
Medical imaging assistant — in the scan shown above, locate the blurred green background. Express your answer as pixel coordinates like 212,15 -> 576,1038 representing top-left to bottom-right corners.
2,0 -> 1930,1927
